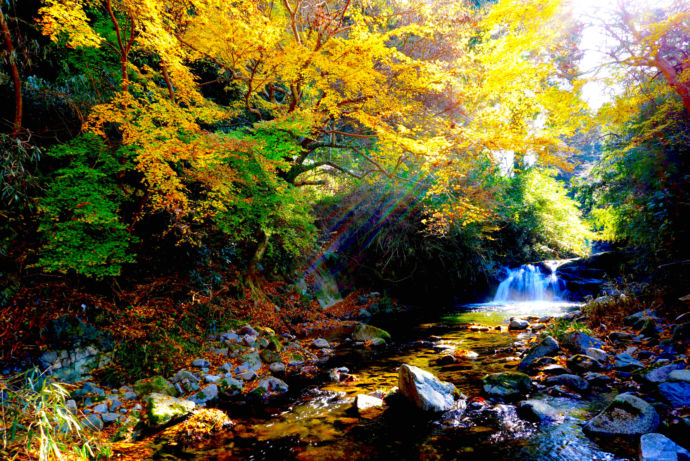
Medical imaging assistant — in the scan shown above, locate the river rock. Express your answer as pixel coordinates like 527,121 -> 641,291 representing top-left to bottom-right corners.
269,362 -> 286,375
615,353 -> 643,371
645,363 -> 685,383
567,354 -> 602,373
585,348 -> 609,363
639,433 -> 690,461
143,393 -> 196,428
542,364 -> 570,375
583,393 -> 659,438
355,394 -> 384,413
517,399 -> 562,424
563,331 -> 604,354
398,364 -> 457,412
192,358 -> 210,368
545,374 -> 589,394
482,371 -> 532,400
518,336 -> 559,371
352,324 -> 391,342
134,376 -> 178,397
311,338 -> 330,349
658,382 -> 690,408
238,325 -> 259,336
80,414 -> 103,431
509,318 -> 529,330
191,384 -> 218,405
624,310 -> 659,329
669,370 -> 690,383
609,331 -> 635,343
218,377 -> 243,397
235,352 -> 262,374
584,372 -> 614,387
255,377 -> 289,395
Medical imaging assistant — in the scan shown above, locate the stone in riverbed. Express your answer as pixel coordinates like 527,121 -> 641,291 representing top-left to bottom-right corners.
234,352 -> 262,374
639,433 -> 690,461
355,394 -> 384,413
585,348 -> 609,363
542,364 -> 570,376
583,393 -> 659,438
143,393 -> 196,428
311,338 -> 330,349
191,384 -> 218,405
566,354 -> 602,373
517,400 -> 562,424
614,353 -> 643,371
562,331 -> 604,354
583,372 -> 613,387
134,375 -> 178,397
192,358 -> 210,369
81,414 -> 103,431
482,371 -> 532,400
509,318 -> 529,330
645,363 -> 685,383
398,364 -> 457,412
518,336 -> 559,372
269,362 -> 286,375
545,374 -> 589,394
658,382 -> 690,408
669,370 -> 690,383
255,377 -> 289,395
352,324 -> 391,342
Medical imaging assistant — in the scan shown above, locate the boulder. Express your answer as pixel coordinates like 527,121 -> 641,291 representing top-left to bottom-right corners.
509,319 -> 529,330
517,400 -> 562,424
398,364 -> 457,412
518,336 -> 559,371
645,363 -> 685,383
585,348 -> 610,363
482,371 -> 532,400
238,325 -> 259,336
658,382 -> 690,408
192,358 -> 210,368
260,350 -> 282,364
255,377 -> 289,395
566,354 -> 602,373
615,353 -> 643,371
191,384 -> 218,405
218,377 -> 243,397
143,393 -> 195,428
563,331 -> 604,354
609,331 -> 635,343
134,376 -> 178,397
311,338 -> 330,349
80,414 -> 103,431
545,374 -> 589,394
669,370 -> 690,383
355,394 -> 384,413
584,372 -> 614,387
583,393 -> 659,438
269,362 -> 286,375
352,324 -> 391,342
624,310 -> 660,329
542,364 -> 570,376
639,433 -> 690,461
234,352 -> 262,374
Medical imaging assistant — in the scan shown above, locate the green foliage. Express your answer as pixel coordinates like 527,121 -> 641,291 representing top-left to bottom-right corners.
499,168 -> 593,259
0,369 -> 109,461
35,134 -> 137,278
546,318 -> 592,342
581,102 -> 690,264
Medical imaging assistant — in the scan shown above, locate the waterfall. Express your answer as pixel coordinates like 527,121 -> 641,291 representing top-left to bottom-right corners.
493,263 -> 567,302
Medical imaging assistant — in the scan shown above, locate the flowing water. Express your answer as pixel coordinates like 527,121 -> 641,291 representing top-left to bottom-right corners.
154,265 -> 628,460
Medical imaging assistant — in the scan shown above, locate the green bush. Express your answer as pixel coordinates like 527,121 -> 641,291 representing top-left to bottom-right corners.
35,134 -> 137,278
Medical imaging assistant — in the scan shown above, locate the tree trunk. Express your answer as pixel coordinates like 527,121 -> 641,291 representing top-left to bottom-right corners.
0,6 -> 22,136
247,230 -> 271,283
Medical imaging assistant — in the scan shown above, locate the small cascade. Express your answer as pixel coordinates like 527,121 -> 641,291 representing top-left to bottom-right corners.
493,262 -> 567,302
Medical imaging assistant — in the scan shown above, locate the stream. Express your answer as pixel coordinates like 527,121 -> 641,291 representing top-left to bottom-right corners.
153,265 -> 627,460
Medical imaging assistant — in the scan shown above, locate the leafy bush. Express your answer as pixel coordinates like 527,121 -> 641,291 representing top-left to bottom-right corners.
0,369 -> 109,460
35,134 -> 137,278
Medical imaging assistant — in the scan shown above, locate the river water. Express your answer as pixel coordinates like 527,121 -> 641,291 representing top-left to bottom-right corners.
153,265 -> 628,460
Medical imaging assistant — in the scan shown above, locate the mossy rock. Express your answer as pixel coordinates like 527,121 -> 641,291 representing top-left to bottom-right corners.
143,393 -> 196,428
352,324 -> 391,342
265,335 -> 284,352
260,350 -> 282,364
482,371 -> 532,400
111,410 -> 142,442
134,375 -> 178,397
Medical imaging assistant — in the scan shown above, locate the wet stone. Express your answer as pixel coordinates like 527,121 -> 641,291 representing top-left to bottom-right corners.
639,433 -> 690,461
645,363 -> 685,383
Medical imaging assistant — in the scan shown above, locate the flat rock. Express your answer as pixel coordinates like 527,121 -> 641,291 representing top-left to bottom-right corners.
192,358 -> 210,368
563,331 -> 604,354
669,370 -> 690,383
355,394 -> 384,412
143,393 -> 195,428
191,384 -> 218,405
585,348 -> 609,363
658,382 -> 690,408
482,371 -> 532,400
640,433 -> 690,461
80,414 -> 103,431
256,377 -> 289,395
645,363 -> 685,383
583,372 -> 614,387
615,353 -> 643,371
134,376 -> 178,397
509,319 -> 529,330
566,354 -> 602,373
518,336 -> 559,371
398,364 -> 457,412
542,364 -> 570,375
517,399 -> 562,424
352,324 -> 391,342
545,374 -> 589,394
311,338 -> 330,349
583,393 -> 659,438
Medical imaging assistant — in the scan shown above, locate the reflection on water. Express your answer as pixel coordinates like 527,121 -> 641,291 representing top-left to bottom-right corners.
160,301 -> 627,461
